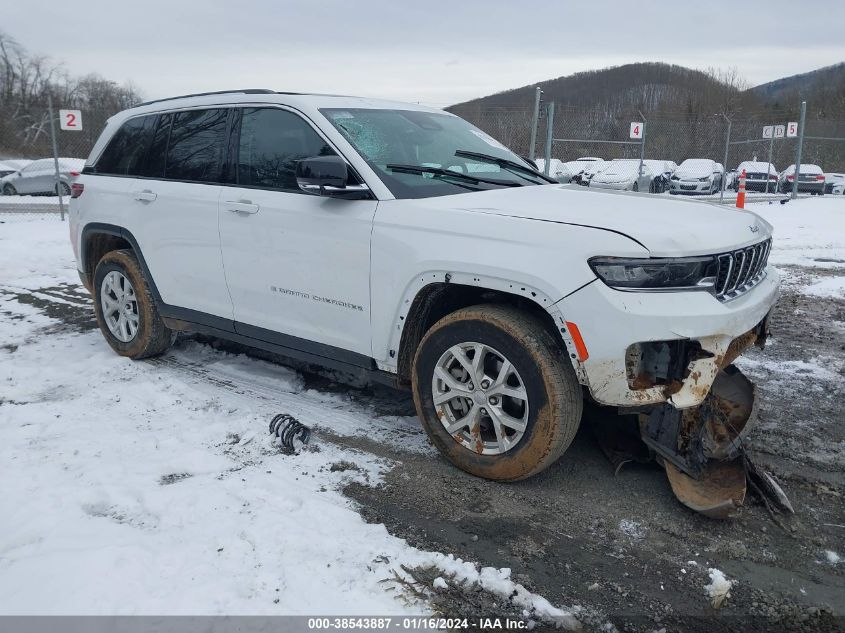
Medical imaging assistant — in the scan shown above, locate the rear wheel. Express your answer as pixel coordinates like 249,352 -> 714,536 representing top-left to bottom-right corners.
412,305 -> 583,481
93,249 -> 172,359
3,183 -> 16,196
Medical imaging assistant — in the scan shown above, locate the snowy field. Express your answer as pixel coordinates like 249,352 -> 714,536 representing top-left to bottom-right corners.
0,196 -> 843,628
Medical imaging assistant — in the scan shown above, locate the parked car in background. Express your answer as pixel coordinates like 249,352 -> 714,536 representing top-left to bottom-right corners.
778,164 -> 825,195
0,159 -> 33,178
823,172 -> 844,194
535,158 -> 598,183
589,159 -> 653,192
669,159 -> 723,195
0,158 -> 85,196
644,159 -> 678,193
734,161 -> 778,193
575,159 -> 609,186
833,181 -> 845,195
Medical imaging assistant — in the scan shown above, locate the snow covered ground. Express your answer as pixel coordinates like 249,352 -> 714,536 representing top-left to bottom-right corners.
0,195 -> 842,620
0,214 -> 579,624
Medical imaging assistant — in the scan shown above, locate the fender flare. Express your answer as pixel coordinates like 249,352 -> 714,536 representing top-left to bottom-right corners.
380,269 -> 589,385
80,222 -> 165,305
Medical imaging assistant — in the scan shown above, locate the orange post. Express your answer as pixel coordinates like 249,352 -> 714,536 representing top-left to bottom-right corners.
736,168 -> 746,209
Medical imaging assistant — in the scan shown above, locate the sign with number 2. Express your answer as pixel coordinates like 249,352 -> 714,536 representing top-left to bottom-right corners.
59,109 -> 83,131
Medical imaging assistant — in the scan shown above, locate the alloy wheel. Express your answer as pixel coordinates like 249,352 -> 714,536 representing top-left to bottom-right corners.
431,342 -> 529,455
100,270 -> 139,342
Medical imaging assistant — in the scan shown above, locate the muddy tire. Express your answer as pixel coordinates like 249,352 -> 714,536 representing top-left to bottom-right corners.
92,249 -> 172,359
412,304 -> 583,481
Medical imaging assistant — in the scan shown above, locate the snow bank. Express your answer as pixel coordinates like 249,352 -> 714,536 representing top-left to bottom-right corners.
801,276 -> 845,299
753,198 -> 845,269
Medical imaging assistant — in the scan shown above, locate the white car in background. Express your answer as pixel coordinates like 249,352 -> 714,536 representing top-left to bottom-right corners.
669,159 -> 724,195
0,158 -> 33,179
588,159 -> 653,192
778,164 -> 825,195
0,157 -> 85,196
576,159 -> 609,186
733,161 -> 778,193
535,158 -> 600,183
823,172 -> 844,195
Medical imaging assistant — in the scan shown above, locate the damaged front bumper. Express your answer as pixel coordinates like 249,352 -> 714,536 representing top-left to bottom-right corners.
555,266 -> 780,409
558,269 -> 785,518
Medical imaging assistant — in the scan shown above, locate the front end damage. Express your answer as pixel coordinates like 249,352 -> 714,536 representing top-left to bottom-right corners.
598,317 -> 793,518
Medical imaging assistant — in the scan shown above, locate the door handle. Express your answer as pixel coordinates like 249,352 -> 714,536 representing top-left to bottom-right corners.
225,200 -> 260,214
132,190 -> 157,202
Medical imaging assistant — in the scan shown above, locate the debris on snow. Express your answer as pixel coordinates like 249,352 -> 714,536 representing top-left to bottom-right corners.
704,568 -> 733,609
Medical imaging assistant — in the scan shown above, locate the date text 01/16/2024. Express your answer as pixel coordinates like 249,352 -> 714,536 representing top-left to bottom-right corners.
306,617 -> 530,629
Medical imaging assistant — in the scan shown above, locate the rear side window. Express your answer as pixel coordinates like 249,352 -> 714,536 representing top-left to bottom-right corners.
164,109 -> 229,182
237,108 -> 335,191
142,113 -> 172,178
96,115 -> 156,176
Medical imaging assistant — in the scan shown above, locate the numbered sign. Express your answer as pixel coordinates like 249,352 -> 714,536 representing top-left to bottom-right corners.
762,126 -> 773,139
786,121 -> 798,138
629,122 -> 643,139
774,125 -> 785,138
59,109 -> 83,131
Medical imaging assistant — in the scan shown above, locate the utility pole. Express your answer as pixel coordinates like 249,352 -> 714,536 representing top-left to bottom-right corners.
528,87 -> 542,162
637,110 -> 647,189
791,101 -> 806,200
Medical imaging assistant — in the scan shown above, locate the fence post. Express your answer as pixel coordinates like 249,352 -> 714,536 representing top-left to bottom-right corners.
719,114 -> 732,205
791,100 -> 807,200
543,102 -> 555,177
528,87 -> 542,161
637,111 -> 647,186
47,92 -> 65,221
766,131 -> 775,193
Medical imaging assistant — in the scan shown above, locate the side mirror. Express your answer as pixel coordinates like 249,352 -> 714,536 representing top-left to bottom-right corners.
296,156 -> 370,199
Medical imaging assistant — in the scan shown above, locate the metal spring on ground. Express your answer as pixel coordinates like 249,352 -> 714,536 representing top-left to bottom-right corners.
269,413 -> 311,452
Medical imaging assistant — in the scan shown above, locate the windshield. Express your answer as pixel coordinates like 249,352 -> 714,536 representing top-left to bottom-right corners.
320,108 -> 547,199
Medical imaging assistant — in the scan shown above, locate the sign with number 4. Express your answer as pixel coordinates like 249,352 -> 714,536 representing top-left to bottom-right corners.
59,109 -> 83,131
786,121 -> 798,138
629,122 -> 643,139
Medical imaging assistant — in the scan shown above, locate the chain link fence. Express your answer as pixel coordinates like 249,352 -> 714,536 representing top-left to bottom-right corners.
458,100 -> 845,204
2,96 -> 844,223
0,97 -> 107,221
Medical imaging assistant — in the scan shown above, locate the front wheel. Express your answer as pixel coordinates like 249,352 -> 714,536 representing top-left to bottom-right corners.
3,183 -> 17,196
412,305 -> 583,481
93,249 -> 173,359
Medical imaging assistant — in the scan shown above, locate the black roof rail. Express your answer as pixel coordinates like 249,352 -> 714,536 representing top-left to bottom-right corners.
137,89 -> 280,107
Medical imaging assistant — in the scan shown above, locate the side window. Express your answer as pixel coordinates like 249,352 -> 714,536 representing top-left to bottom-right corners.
142,113 -> 172,179
237,108 -> 336,191
96,115 -> 156,176
164,109 -> 228,182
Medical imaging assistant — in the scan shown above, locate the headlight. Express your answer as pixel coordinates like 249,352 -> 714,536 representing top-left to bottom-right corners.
589,256 -> 718,290
698,176 -> 711,182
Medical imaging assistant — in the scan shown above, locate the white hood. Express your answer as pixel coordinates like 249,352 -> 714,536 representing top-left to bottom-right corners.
426,184 -> 772,257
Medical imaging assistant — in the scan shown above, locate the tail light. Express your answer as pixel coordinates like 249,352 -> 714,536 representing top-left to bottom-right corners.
787,175 -> 795,181
70,183 -> 84,199
69,170 -> 80,177
769,174 -> 777,180
816,175 -> 825,181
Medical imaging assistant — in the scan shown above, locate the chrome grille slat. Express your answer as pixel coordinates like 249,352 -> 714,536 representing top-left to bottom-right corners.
714,238 -> 771,302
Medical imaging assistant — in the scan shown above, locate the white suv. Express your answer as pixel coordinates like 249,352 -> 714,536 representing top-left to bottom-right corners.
69,90 -> 779,484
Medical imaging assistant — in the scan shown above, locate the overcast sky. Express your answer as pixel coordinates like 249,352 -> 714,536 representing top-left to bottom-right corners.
5,0 -> 845,106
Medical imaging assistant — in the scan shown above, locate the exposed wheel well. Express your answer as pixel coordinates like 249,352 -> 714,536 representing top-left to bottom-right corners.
83,232 -> 132,290
396,282 -> 563,385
